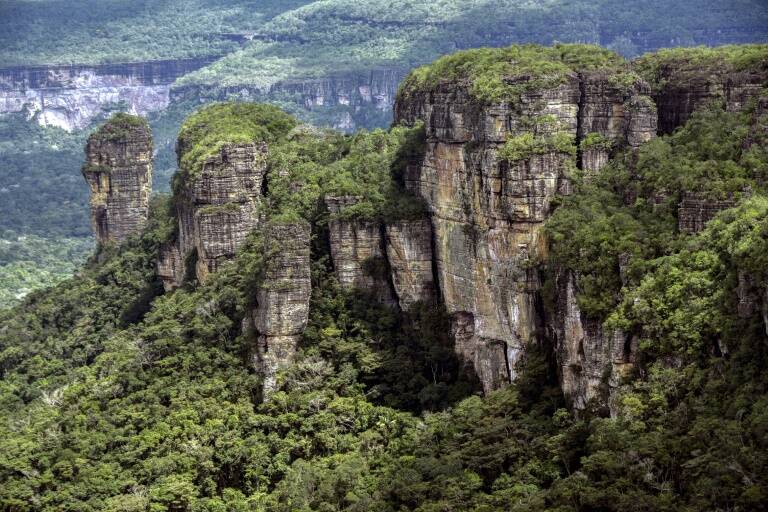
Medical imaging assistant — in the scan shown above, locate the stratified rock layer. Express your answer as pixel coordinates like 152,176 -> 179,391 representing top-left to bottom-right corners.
678,192 -> 737,234
396,80 -> 579,392
82,117 -> 153,244
248,222 -> 312,397
549,271 -> 636,414
173,143 -> 266,283
650,65 -> 768,134
325,196 -> 397,306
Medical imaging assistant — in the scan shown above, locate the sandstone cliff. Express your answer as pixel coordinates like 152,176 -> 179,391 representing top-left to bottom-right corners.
393,45 -> 766,408
324,195 -> 397,306
82,113 -> 153,245
394,53 -> 657,394
1,58 -> 214,131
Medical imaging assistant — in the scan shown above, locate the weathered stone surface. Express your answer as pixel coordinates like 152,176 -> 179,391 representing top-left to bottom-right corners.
581,147 -> 610,176
550,271 -> 636,414
396,79 -> 579,391
174,143 -> 267,283
82,118 -> 153,244
678,192 -> 736,233
577,71 -> 657,171
248,222 -> 312,397
385,218 -> 436,309
325,195 -> 397,305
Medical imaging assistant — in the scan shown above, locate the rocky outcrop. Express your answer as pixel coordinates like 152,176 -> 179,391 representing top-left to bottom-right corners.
247,222 -> 312,397
678,192 -> 736,233
157,242 -> 183,292
550,271 -> 636,414
325,196 -> 397,306
0,58 -> 215,131
82,115 -> 153,244
394,62 -> 661,393
170,143 -> 267,284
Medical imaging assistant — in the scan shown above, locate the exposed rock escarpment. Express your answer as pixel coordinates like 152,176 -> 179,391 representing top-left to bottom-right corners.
638,53 -> 768,134
385,219 -> 436,309
394,54 -> 660,393
394,45 -> 767,405
396,80 -> 576,392
549,271 -> 637,414
82,114 -> 153,244
246,222 -> 312,397
1,58 -> 215,131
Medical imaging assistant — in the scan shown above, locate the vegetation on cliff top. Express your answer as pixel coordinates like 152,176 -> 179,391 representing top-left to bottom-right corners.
546,99 -> 768,321
176,103 -> 297,180
398,43 -> 630,104
633,44 -> 768,84
89,113 -> 150,143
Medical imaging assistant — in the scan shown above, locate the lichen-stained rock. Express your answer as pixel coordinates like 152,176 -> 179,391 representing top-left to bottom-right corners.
175,143 -> 266,282
577,71 -> 657,173
551,271 -> 636,414
678,192 -> 736,233
625,94 -> 658,147
249,222 -> 312,397
385,218 -> 436,309
325,195 -> 397,305
581,147 -> 610,176
396,79 -> 576,391
82,114 -> 153,244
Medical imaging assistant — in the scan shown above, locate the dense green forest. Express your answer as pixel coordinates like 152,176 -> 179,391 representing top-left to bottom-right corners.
1,50 -> 767,509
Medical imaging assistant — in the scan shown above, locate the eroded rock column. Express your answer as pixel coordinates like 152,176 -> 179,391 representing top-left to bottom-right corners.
82,114 -> 153,244
247,222 -> 312,396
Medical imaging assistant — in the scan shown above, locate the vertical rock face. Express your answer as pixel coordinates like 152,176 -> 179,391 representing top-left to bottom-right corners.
325,195 -> 397,306
174,143 -> 266,283
396,81 -> 579,392
1,58 -> 215,131
385,219 -> 436,309
550,271 -> 636,414
248,222 -> 312,397
157,242 -> 183,292
82,115 -> 153,244
394,66 -> 656,395
677,192 -> 736,234
577,72 -> 657,174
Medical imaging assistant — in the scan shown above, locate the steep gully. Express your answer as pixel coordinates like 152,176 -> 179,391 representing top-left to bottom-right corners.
84,66 -> 767,409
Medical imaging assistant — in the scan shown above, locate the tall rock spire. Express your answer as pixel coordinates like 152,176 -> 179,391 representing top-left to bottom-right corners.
82,113 -> 153,244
